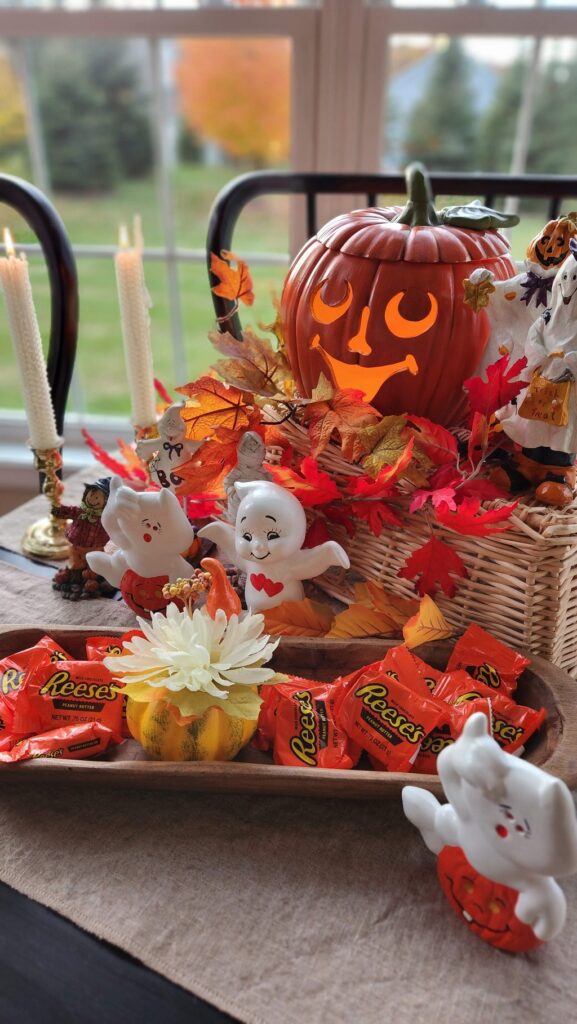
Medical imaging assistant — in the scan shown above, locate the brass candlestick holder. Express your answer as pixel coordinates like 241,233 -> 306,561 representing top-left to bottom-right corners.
22,446 -> 71,560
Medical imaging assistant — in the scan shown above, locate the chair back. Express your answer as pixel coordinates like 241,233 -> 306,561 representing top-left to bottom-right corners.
0,175 -> 78,448
207,169 -> 577,338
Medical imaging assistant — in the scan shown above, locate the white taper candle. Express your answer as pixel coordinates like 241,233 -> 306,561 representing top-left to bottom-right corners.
114,218 -> 157,430
0,229 -> 62,451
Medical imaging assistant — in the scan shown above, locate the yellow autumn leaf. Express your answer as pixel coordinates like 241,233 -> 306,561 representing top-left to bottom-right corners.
263,598 -> 335,637
357,413 -> 430,482
353,580 -> 418,625
402,595 -> 454,649
327,603 -> 402,640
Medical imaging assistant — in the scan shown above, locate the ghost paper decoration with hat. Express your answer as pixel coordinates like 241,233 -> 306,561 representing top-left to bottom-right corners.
136,402 -> 201,493
494,238 -> 577,506
198,479 -> 350,612
402,711 -> 577,952
87,476 -> 195,616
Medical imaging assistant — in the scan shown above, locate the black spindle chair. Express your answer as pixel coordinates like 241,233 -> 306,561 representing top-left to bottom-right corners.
207,169 -> 577,338
0,175 -> 78,486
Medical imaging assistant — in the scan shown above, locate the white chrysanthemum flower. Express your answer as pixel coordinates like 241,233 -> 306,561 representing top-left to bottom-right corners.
104,602 -> 282,719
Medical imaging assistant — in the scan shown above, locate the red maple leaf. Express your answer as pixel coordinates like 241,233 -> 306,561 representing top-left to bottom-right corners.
435,496 -> 518,537
303,518 -> 331,548
399,537 -> 468,598
407,416 -> 458,466
464,353 -> 528,419
409,487 -> 457,513
269,456 -> 340,508
324,504 -> 356,538
349,500 -> 402,536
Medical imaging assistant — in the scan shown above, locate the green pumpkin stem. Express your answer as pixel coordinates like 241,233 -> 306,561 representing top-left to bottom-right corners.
394,163 -> 440,228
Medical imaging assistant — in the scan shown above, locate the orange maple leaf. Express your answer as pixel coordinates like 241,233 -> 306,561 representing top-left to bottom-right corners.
263,599 -> 334,637
175,434 -> 239,496
301,383 -> 380,460
210,250 -> 254,307
176,376 -> 258,441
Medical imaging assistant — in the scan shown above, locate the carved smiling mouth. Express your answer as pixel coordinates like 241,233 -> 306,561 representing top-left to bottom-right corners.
310,339 -> 419,403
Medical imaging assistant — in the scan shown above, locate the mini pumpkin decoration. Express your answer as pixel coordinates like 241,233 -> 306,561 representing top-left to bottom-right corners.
281,164 -> 518,426
526,212 -> 577,269
437,846 -> 542,953
105,558 -> 281,762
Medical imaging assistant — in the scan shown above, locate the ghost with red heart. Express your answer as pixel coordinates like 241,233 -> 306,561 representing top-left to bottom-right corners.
199,480 -> 349,612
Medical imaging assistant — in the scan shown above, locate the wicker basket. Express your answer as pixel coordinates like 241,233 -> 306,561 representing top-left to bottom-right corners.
270,411 -> 577,679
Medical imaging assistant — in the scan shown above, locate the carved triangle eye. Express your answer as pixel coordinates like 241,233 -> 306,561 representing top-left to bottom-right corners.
311,280 -> 353,324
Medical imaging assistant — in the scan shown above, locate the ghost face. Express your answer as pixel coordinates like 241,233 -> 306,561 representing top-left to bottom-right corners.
558,257 -> 577,306
235,488 -> 306,566
159,405 -> 186,445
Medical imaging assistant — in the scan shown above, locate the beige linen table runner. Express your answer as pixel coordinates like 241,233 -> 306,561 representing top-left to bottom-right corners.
0,491 -> 575,1023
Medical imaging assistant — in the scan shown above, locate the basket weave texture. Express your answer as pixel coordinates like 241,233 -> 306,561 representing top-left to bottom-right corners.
271,412 -> 577,679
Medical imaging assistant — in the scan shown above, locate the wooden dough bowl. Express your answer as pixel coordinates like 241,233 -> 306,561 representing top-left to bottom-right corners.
0,625 -> 575,799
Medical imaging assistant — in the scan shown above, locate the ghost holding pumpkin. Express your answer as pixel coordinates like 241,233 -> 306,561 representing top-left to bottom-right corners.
199,479 -> 350,612
403,712 -> 577,952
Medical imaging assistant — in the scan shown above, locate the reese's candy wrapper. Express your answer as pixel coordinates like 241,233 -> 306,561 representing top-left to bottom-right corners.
431,671 -> 545,754
85,630 -> 143,662
13,660 -> 123,743
0,636 -> 74,750
0,720 -> 114,763
446,624 -> 529,696
380,645 -> 440,698
333,667 -> 445,772
257,678 -> 362,769
411,700 -> 491,774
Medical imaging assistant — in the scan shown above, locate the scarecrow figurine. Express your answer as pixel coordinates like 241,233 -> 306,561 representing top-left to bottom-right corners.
52,477 -> 115,600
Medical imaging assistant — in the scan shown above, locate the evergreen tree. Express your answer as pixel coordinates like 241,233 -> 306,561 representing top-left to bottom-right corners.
476,59 -> 526,173
403,39 -> 477,171
35,40 -> 153,193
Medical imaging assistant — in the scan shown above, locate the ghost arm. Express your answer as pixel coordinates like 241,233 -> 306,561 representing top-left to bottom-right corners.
197,521 -> 239,568
437,713 -> 508,823
290,541 -> 350,581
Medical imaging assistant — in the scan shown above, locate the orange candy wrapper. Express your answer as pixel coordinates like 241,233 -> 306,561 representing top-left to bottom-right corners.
0,720 -> 114,763
432,670 -> 545,755
257,678 -> 362,769
334,662 -> 445,772
13,659 -> 124,744
85,631 -> 144,662
0,636 -> 74,750
446,623 -> 529,697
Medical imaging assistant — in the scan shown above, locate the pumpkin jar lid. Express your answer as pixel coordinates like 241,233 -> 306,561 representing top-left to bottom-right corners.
316,163 -> 517,265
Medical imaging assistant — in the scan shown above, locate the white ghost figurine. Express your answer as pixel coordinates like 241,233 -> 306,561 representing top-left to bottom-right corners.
136,402 -> 200,492
403,712 -> 577,943
87,475 -> 195,588
198,480 -> 350,611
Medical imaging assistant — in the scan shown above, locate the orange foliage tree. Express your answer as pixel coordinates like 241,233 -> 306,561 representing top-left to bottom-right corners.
175,36 -> 291,167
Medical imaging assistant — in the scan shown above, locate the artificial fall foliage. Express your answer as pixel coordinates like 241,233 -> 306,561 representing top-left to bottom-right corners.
209,250 -> 254,309
463,352 -> 528,419
209,328 -> 294,399
399,537 -> 469,599
402,595 -> 454,649
263,598 -> 335,637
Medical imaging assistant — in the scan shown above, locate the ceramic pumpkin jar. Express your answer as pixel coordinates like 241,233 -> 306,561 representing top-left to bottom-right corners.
526,212 -> 577,270
126,700 -> 257,762
281,164 -> 518,427
437,845 -> 542,953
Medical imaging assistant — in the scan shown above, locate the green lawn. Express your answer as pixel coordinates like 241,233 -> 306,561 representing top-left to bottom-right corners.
0,167 -> 566,418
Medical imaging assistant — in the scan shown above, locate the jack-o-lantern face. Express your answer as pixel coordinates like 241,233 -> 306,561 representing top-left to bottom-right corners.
437,846 -> 541,953
281,167 -> 517,427
527,214 -> 577,269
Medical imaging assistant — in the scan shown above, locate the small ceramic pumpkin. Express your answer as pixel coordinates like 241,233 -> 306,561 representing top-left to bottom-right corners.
281,164 -> 518,426
126,699 -> 256,762
437,846 -> 541,953
526,213 -> 577,270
